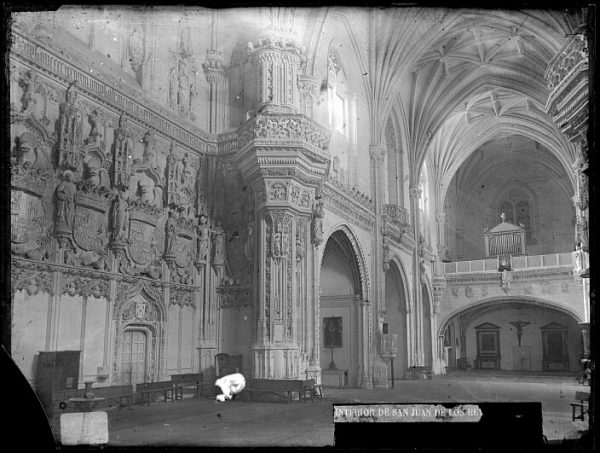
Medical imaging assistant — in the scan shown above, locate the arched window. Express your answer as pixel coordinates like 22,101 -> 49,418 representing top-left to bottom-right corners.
327,51 -> 358,187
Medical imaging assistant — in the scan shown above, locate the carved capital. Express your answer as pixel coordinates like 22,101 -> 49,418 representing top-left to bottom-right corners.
409,185 -> 422,200
369,145 -> 386,165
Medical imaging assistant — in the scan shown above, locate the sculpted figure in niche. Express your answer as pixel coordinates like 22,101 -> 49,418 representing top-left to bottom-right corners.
312,197 -> 324,245
245,215 -> 255,262
165,210 -> 179,255
196,214 -> 209,260
141,130 -> 156,167
110,190 -> 129,243
55,170 -> 77,231
182,153 -> 193,187
212,220 -> 226,266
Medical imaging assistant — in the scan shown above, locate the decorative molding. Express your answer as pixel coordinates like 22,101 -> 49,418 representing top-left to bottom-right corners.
322,183 -> 375,231
445,266 -> 574,286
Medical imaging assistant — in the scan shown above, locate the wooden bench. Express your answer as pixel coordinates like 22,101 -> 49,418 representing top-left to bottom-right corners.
570,391 -> 590,421
93,384 -> 134,410
244,379 -> 306,404
407,366 -> 433,380
171,373 -> 205,400
138,381 -> 175,406
302,379 -> 323,402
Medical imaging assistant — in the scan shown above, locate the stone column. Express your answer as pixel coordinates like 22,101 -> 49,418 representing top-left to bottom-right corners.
409,185 -> 423,366
233,19 -> 329,381
202,50 -> 227,134
436,211 -> 450,262
370,144 -> 389,386
358,297 -> 373,389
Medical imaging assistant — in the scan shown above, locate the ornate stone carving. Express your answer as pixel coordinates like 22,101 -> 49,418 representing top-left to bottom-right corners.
382,233 -> 391,272
269,211 -> 292,260
54,170 -> 77,247
168,49 -> 198,121
109,190 -> 130,251
166,143 -> 196,215
57,82 -> 83,171
12,266 -> 53,296
111,114 -> 133,190
211,220 -> 227,268
202,50 -> 225,85
311,196 -> 324,246
72,176 -> 111,253
125,199 -> 161,268
501,270 -> 513,292
545,31 -> 588,144
169,286 -> 195,307
12,29 -> 212,153
11,135 -> 52,259
195,214 -> 210,264
218,283 -> 252,309
238,113 -> 329,158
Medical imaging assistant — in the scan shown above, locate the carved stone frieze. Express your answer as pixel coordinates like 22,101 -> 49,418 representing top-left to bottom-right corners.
11,263 -> 53,296
169,285 -> 196,307
61,274 -> 110,299
238,113 -> 329,159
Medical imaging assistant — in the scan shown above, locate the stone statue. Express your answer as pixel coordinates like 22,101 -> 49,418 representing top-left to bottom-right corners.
312,197 -> 324,245
212,220 -> 226,266
196,214 -> 209,260
110,190 -> 129,242
245,216 -> 255,262
55,170 -> 77,232
165,210 -> 178,255
141,130 -> 156,167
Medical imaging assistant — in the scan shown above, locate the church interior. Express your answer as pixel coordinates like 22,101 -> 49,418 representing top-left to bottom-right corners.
8,5 -> 592,444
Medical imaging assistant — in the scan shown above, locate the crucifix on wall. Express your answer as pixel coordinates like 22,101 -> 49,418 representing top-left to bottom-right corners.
509,321 -> 530,346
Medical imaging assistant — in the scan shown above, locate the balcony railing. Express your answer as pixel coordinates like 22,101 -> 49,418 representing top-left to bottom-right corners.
444,252 -> 573,274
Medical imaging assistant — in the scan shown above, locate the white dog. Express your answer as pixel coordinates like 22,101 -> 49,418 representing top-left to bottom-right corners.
215,373 -> 246,402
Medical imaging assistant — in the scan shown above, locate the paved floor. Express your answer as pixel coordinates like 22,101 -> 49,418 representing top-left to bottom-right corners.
69,372 -> 589,448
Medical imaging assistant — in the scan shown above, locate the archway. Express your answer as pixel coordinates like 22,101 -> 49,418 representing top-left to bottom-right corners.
439,298 -> 583,372
384,260 -> 409,382
319,229 -> 363,387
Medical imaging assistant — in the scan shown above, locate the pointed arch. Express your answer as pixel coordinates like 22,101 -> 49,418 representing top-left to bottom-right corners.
321,223 -> 371,302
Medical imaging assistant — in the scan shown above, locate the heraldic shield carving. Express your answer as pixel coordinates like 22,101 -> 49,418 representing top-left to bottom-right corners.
128,218 -> 157,266
11,190 -> 45,245
173,220 -> 196,269
72,191 -> 111,251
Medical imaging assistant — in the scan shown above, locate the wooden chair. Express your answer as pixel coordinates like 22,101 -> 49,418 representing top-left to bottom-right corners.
302,379 -> 323,402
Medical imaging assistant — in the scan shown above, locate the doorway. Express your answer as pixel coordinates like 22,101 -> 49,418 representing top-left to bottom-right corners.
120,329 -> 148,384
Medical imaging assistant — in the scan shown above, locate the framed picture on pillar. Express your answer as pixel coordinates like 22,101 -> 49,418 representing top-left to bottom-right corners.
323,317 -> 343,348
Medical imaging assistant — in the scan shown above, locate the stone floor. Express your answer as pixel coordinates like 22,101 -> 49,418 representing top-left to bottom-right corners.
65,371 -> 590,448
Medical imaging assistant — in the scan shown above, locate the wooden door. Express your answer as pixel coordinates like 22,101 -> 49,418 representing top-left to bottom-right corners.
121,330 -> 147,384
